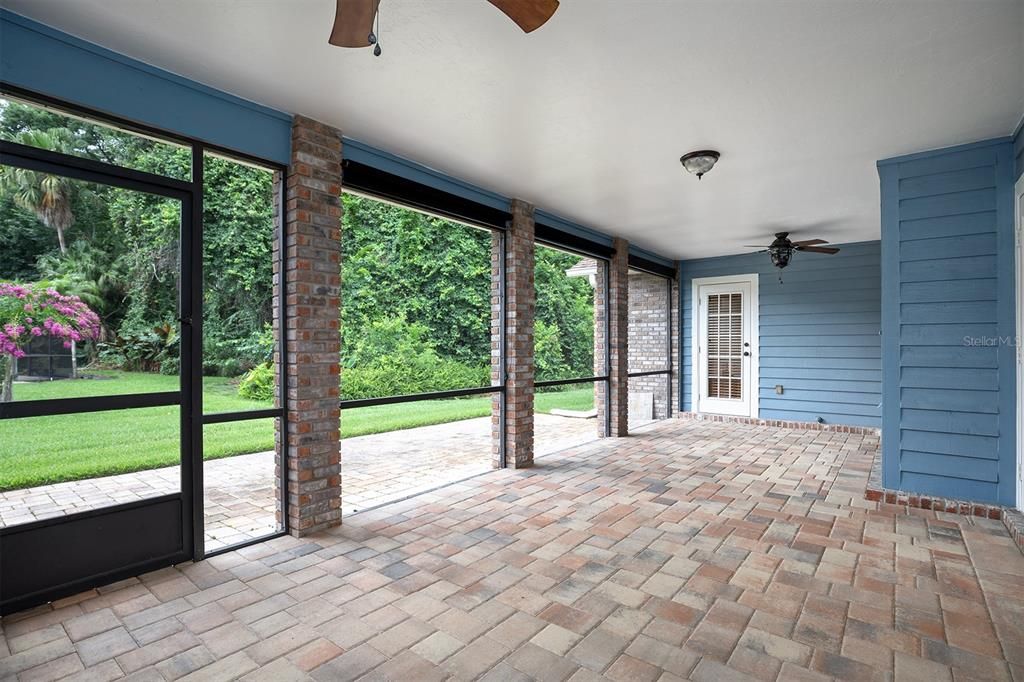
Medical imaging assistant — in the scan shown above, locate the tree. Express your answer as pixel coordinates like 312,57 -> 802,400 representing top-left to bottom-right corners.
0,129 -> 80,255
0,282 -> 101,401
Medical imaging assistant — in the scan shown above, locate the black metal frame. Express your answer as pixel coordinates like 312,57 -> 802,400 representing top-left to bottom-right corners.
0,85 -> 290,609
535,376 -> 608,389
342,159 -> 511,229
532,239 -> 613,436
336,188 -> 507,464
535,223 -> 614,261
341,385 -> 503,410
198,146 -> 289,560
625,268 -> 675,421
627,253 -> 676,279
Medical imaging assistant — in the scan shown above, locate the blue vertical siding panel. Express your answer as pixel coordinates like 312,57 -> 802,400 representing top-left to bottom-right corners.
993,143 -> 1017,505
880,163 -> 902,490
0,10 -> 292,164
878,137 -> 1017,505
680,241 -> 881,428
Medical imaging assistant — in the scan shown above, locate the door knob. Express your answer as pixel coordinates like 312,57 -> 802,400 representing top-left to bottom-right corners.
743,351 -> 750,356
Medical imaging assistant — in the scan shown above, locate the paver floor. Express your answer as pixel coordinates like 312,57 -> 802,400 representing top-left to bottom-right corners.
0,414 -> 601,550
3,419 -> 1022,681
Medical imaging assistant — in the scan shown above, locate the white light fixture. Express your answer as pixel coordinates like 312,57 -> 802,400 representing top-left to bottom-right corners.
680,150 -> 720,180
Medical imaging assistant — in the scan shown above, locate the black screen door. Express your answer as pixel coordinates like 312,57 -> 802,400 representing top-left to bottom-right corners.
0,142 -> 195,614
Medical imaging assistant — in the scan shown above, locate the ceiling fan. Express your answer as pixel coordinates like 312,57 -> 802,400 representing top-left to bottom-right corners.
329,0 -> 560,55
744,232 -> 839,270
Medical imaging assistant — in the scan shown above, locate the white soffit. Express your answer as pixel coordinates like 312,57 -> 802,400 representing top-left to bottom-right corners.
3,0 -> 1022,258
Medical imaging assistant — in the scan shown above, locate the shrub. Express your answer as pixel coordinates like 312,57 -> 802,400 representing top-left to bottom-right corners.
340,358 -> 487,400
95,321 -> 178,373
238,361 -> 274,401
238,314 -> 490,402
159,357 -> 180,376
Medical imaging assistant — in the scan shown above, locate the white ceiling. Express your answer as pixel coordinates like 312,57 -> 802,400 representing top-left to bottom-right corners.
4,0 -> 1023,259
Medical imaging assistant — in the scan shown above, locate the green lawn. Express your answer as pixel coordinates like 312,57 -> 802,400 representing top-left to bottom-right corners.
0,372 -> 593,490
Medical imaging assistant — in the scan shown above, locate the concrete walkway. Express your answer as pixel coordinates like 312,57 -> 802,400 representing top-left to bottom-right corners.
0,414 -> 601,551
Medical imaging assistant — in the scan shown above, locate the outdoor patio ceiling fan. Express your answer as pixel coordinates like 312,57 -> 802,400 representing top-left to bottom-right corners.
744,232 -> 839,270
329,0 -> 560,55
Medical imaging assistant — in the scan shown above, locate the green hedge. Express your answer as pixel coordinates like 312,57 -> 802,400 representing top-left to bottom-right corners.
238,358 -> 489,402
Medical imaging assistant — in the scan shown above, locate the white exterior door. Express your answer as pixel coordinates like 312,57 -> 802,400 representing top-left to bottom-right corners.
694,276 -> 758,417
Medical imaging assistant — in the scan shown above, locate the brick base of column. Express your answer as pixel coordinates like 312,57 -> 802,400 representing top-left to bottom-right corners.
494,200 -> 535,468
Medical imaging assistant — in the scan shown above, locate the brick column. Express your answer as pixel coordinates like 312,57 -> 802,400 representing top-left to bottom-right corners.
276,115 -> 343,536
597,237 -> 629,436
493,199 -> 535,468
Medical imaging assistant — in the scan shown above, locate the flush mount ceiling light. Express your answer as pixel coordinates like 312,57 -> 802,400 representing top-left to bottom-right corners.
679,150 -> 720,180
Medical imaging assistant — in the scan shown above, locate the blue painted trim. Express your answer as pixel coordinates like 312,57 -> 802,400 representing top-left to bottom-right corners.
877,136 -> 1013,168
342,138 -> 510,213
628,245 -> 675,269
0,9 -> 291,164
533,209 -> 614,248
879,163 -> 902,491
994,141 -> 1017,505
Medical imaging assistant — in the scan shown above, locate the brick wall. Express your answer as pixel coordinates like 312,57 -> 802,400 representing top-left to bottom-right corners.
276,115 -> 343,536
495,199 -> 535,468
627,270 -> 671,419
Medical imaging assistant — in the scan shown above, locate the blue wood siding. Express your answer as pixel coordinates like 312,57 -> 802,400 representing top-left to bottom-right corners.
878,138 -> 1017,506
679,241 -> 881,428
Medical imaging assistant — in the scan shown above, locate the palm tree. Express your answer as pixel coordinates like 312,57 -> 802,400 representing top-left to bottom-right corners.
0,129 -> 89,379
0,129 -> 77,254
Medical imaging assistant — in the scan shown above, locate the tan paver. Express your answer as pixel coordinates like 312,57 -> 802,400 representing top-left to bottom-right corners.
0,413 -> 599,550
3,419 -> 1022,682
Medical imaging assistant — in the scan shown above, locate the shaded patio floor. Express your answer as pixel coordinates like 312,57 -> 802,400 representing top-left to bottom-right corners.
0,414 -> 602,551
4,419 -> 1022,681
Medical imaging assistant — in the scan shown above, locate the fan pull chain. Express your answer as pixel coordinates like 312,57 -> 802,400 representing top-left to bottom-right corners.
368,3 -> 382,56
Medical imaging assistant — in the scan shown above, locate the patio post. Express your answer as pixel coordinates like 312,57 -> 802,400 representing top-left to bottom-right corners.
276,115 -> 343,536
596,237 -> 630,436
493,199 -> 535,468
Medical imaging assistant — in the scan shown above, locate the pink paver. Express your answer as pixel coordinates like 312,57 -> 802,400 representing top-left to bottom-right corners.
0,413 -> 604,550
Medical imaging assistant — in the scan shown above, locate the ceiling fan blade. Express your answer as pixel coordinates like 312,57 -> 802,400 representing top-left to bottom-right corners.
797,246 -> 840,254
791,238 -> 827,246
486,0 -> 560,32
328,0 -> 380,47
742,245 -> 768,248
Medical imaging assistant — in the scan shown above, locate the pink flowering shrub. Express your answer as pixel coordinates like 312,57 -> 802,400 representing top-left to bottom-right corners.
0,282 -> 101,360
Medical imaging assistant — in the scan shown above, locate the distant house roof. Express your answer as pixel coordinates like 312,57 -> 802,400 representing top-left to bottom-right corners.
565,257 -> 597,278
